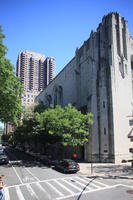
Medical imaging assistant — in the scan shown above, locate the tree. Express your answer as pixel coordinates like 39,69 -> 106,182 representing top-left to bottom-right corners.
0,127 -> 3,143
39,104 -> 93,147
9,104 -> 93,152
0,26 -> 23,124
34,101 -> 47,114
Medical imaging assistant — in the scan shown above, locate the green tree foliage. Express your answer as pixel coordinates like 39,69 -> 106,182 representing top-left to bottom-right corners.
39,104 -> 93,146
0,26 -> 23,124
9,104 -> 93,148
34,101 -> 47,114
0,127 -> 3,143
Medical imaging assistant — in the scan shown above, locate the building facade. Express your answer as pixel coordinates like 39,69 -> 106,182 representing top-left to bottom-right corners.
16,50 -> 55,111
36,12 -> 133,163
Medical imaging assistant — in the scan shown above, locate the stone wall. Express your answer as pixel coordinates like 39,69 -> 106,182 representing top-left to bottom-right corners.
36,12 -> 133,163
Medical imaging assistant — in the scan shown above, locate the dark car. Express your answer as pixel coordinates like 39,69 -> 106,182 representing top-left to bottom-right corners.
0,152 -> 9,164
55,159 -> 80,173
40,155 -> 57,166
0,146 -> 4,152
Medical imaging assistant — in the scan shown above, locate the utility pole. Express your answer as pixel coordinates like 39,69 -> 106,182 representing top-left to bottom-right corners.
89,124 -> 93,174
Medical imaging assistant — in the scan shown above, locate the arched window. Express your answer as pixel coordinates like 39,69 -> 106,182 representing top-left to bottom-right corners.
131,55 -> 133,98
46,95 -> 52,106
58,86 -> 63,106
131,55 -> 133,73
53,85 -> 58,107
54,93 -> 57,107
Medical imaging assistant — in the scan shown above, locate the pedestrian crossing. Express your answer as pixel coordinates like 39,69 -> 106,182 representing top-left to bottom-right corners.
4,176 -> 111,200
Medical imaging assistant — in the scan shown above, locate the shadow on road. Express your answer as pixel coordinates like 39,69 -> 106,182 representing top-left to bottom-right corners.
76,176 -> 97,200
4,147 -> 51,169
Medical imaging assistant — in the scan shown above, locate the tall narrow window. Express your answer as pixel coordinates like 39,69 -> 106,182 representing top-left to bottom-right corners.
54,94 -> 57,108
122,22 -> 127,59
103,101 -> 105,108
125,64 -> 128,74
119,62 -> 125,78
131,55 -> 133,98
104,128 -> 106,135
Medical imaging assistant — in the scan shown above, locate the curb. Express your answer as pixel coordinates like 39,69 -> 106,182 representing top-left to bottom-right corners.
80,172 -> 133,180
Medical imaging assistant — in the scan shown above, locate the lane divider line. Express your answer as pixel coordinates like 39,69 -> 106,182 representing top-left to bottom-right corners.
24,167 -> 40,182
9,161 -> 23,184
16,185 -> 26,200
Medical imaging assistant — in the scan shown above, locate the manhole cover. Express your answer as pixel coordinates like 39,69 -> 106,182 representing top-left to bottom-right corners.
127,190 -> 133,194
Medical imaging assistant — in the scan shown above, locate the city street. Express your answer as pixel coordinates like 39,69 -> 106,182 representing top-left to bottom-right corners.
0,147 -> 132,200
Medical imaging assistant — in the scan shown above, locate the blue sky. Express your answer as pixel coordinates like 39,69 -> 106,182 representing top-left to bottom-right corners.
0,0 -> 133,127
0,0 -> 133,75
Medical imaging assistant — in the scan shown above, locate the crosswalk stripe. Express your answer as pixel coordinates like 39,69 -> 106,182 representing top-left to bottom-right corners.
56,184 -> 120,200
84,177 -> 108,187
46,181 -> 64,197
36,182 -> 51,199
75,177 -> 100,189
4,176 -> 111,200
26,184 -> 39,200
4,187 -> 10,200
16,185 -> 26,200
62,179 -> 82,191
54,180 -> 75,195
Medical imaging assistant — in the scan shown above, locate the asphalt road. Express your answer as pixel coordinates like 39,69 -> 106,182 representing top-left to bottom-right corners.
0,147 -> 133,200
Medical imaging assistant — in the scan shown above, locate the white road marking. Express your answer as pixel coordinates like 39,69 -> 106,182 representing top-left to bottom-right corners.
24,167 -> 40,181
84,177 -> 109,187
62,179 -> 82,191
54,179 -> 75,194
56,184 -> 123,200
16,185 -> 26,200
9,161 -> 23,184
10,160 -> 22,164
46,181 -> 64,197
36,182 -> 51,199
68,177 -> 92,189
5,175 -> 132,200
120,184 -> 133,188
75,176 -> 101,189
26,184 -> 39,200
4,175 -> 110,190
5,175 -> 78,189
9,159 -> 40,186
4,187 -> 10,200
22,176 -> 34,182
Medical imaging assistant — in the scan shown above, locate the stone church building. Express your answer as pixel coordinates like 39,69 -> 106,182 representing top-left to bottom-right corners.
36,12 -> 133,163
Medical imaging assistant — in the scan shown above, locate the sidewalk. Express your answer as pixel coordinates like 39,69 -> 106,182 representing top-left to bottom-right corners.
79,162 -> 133,179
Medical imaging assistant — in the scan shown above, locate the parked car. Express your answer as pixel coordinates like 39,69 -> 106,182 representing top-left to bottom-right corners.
2,142 -> 8,146
40,155 -> 56,166
0,146 -> 4,152
0,152 -> 9,164
55,159 -> 80,173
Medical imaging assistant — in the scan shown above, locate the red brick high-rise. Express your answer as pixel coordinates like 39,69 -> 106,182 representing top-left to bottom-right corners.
16,50 -> 55,111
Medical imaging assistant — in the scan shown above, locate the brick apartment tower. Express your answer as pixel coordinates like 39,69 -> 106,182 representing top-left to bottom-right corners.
16,50 -> 55,111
